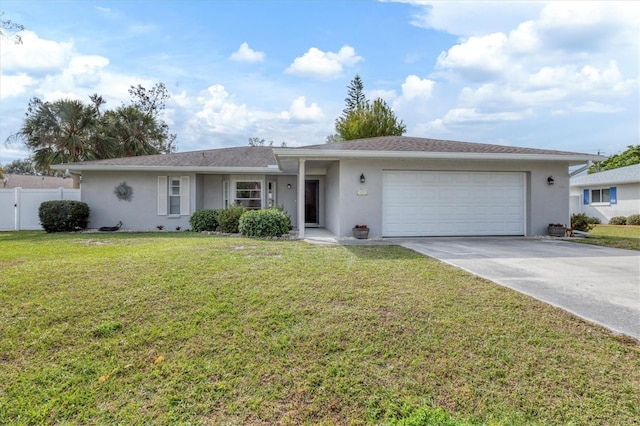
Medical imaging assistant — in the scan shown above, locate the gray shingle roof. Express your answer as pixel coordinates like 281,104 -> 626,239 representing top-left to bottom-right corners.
300,136 -> 592,156
56,146 -> 277,168
571,164 -> 640,186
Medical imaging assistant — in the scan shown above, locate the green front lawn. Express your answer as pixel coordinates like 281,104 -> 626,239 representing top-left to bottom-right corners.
573,224 -> 640,250
1,232 -> 638,425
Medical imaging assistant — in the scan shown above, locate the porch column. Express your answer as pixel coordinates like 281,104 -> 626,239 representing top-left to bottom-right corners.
297,159 -> 305,239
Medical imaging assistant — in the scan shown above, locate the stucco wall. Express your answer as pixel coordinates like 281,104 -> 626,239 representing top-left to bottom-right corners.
81,171 -> 196,231
334,159 -> 572,237
324,162 -> 340,235
570,182 -> 640,223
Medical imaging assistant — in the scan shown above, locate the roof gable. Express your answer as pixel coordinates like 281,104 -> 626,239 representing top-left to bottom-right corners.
571,164 -> 640,186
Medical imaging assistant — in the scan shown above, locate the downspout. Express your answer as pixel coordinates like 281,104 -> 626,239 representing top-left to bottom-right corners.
297,159 -> 305,239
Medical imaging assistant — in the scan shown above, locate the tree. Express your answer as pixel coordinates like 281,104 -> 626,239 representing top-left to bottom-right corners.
9,82 -> 177,172
19,98 -> 100,172
331,75 -> 406,141
102,106 -> 167,157
3,158 -> 34,174
588,145 -> 640,174
1,12 -> 24,44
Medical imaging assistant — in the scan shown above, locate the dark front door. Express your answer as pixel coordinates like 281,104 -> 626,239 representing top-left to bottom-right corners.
305,180 -> 319,226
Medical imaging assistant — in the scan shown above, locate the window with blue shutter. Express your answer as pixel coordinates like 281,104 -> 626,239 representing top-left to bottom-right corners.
583,189 -> 589,205
610,187 -> 617,204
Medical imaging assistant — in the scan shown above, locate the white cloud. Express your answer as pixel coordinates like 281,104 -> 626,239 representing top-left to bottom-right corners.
0,30 -> 73,73
230,42 -> 265,63
400,75 -> 435,101
430,107 -> 533,127
285,45 -> 362,80
0,73 -> 34,98
282,96 -> 323,122
574,101 -> 622,114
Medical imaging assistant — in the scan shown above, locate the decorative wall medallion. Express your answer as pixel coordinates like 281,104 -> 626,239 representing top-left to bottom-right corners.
114,181 -> 134,201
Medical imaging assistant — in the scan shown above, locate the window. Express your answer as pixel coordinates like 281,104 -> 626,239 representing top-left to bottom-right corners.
267,181 -> 276,208
235,181 -> 262,209
584,187 -> 617,205
157,176 -> 190,216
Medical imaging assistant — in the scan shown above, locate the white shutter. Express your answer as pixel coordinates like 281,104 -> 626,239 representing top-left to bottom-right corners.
180,176 -> 190,216
157,176 -> 167,215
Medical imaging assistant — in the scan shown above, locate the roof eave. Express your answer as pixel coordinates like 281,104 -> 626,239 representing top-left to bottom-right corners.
273,149 -> 604,164
50,164 -> 282,174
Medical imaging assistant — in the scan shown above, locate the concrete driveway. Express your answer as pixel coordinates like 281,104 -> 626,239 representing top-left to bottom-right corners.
399,237 -> 640,340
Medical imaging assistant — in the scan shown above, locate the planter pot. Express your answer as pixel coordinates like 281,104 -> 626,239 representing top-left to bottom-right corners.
547,226 -> 566,237
352,227 -> 369,239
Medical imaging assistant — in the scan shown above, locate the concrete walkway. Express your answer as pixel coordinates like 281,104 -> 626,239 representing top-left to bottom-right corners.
303,230 -> 640,340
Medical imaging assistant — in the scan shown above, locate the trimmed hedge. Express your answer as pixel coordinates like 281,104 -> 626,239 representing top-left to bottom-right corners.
39,200 -> 90,233
189,209 -> 219,232
239,208 -> 290,238
217,205 -> 244,233
626,214 -> 640,226
609,216 -> 627,225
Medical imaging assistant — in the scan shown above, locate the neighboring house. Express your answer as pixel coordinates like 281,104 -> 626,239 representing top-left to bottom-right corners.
2,174 -> 74,189
570,164 -> 640,224
51,136 -> 602,238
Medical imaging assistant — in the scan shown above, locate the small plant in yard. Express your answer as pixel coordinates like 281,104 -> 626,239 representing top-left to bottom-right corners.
156,225 -> 164,230
609,216 -> 627,225
189,208 -> 219,232
354,224 -> 368,228
217,205 -> 244,233
238,208 -> 290,238
570,213 -> 598,232
627,214 -> 640,226
38,200 -> 90,232
91,321 -> 123,338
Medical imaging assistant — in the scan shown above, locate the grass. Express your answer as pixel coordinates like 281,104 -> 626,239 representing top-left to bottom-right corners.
572,224 -> 640,250
1,231 -> 638,425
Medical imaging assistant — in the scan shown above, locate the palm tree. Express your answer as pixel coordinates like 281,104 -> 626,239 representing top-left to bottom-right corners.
102,106 -> 167,157
19,98 -> 99,173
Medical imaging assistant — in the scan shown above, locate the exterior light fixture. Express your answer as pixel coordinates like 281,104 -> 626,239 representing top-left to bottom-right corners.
547,176 -> 554,185
287,183 -> 292,189
360,173 -> 366,184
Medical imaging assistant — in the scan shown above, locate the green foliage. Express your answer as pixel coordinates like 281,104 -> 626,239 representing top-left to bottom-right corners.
38,200 -> 90,233
609,216 -> 627,225
383,403 -> 475,426
570,213 -> 597,232
91,321 -> 123,338
3,158 -> 34,174
217,205 -> 244,233
238,208 -> 290,238
13,83 -> 175,172
589,145 -> 640,174
189,209 -> 219,232
627,214 -> 640,226
333,75 -> 406,141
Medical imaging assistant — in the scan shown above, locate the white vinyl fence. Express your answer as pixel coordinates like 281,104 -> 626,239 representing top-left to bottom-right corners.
0,188 -> 81,231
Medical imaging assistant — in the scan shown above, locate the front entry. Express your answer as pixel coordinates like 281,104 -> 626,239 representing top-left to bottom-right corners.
305,180 -> 319,227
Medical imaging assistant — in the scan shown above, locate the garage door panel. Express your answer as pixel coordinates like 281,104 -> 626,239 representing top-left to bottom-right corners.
383,171 -> 525,237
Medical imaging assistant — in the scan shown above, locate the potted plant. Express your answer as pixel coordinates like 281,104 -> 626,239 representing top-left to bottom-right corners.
547,223 -> 566,237
352,224 -> 369,239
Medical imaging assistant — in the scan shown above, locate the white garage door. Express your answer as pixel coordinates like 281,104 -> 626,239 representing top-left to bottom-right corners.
383,171 -> 525,237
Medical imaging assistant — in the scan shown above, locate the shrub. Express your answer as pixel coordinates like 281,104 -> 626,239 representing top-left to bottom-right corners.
189,209 -> 219,232
39,200 -> 90,233
570,213 -> 596,232
217,205 -> 244,233
609,216 -> 627,225
627,214 -> 640,226
239,208 -> 290,238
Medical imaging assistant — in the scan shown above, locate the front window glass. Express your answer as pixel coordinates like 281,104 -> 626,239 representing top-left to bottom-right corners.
235,181 -> 262,209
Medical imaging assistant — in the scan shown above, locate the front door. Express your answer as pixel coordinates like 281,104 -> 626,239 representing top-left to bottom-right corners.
305,180 -> 319,226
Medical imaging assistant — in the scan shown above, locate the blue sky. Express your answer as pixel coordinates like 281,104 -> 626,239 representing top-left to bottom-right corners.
1,1 -> 638,166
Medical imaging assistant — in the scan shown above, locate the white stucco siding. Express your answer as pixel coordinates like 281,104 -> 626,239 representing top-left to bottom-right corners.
570,182 -> 640,223
335,159 -> 571,238
80,171 -> 196,230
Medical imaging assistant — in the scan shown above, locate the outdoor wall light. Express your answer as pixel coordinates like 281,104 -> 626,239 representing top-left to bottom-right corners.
360,173 -> 366,184
547,176 -> 555,185
287,183 -> 292,189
